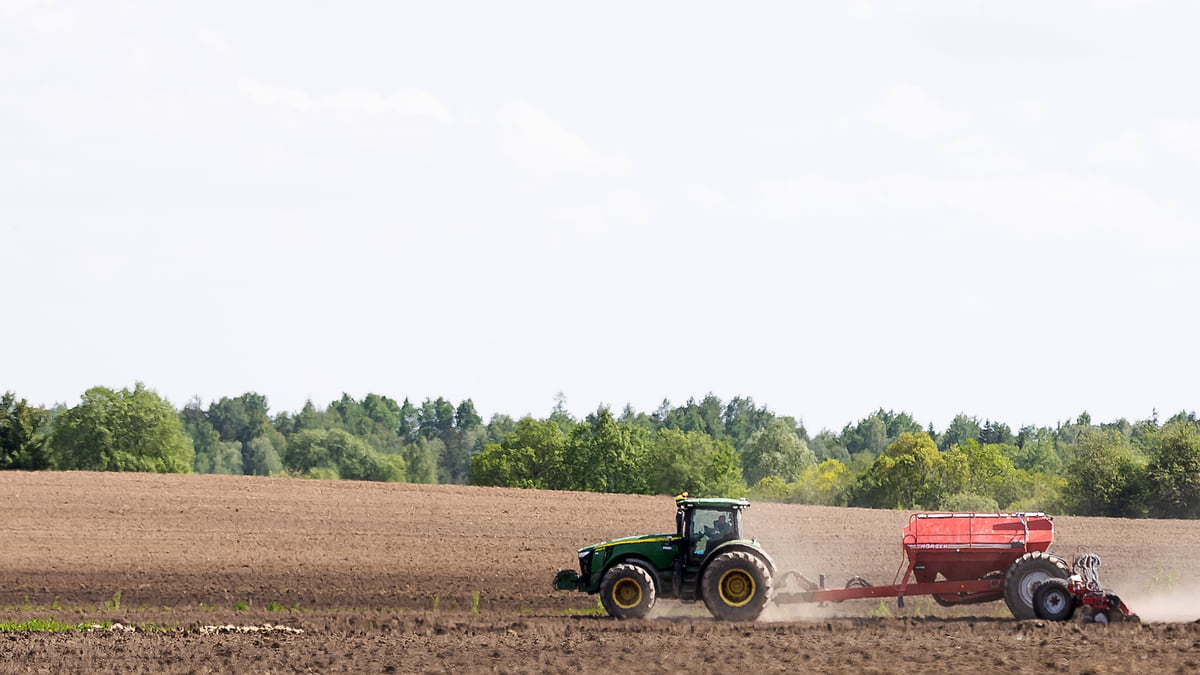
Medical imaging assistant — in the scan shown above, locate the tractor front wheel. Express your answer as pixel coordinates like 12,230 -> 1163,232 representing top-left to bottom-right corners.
599,564 -> 656,620
1003,551 -> 1070,619
701,551 -> 773,622
1032,579 -> 1077,621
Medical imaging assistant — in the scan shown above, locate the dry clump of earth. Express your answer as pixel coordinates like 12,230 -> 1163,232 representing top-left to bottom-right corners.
2,472 -> 1198,673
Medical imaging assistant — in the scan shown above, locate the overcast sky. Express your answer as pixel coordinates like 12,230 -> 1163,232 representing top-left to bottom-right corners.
3,1 -> 1198,432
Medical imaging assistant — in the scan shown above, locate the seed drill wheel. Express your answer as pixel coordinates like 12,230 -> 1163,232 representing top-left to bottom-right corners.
599,564 -> 656,619
701,551 -> 773,622
1003,551 -> 1070,619
1032,578 -> 1077,621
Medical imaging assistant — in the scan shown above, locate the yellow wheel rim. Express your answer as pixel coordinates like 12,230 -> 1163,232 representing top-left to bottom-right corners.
718,569 -> 755,607
612,578 -> 643,609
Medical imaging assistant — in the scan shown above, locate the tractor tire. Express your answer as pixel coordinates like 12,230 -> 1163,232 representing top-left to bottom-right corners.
599,564 -> 656,620
1032,578 -> 1076,621
701,551 -> 773,622
1003,551 -> 1070,620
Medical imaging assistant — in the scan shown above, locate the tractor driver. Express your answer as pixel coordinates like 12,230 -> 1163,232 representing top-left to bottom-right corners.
715,514 -> 732,539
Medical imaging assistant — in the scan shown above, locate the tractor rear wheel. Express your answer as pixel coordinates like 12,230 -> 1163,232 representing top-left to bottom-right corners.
599,564 -> 656,620
701,551 -> 773,622
1003,551 -> 1070,619
1032,578 -> 1076,621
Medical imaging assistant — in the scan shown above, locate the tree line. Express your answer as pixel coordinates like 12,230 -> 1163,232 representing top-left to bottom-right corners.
2,386 -> 1198,519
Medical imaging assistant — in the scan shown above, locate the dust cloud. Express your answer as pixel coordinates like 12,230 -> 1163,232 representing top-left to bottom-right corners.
1118,585 -> 1200,623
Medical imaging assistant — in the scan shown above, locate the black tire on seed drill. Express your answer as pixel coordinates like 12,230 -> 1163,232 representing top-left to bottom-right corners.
1032,578 -> 1077,621
599,563 -> 656,620
1003,551 -> 1070,619
701,551 -> 773,622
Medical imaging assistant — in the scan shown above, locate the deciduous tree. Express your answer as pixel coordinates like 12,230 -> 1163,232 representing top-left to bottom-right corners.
50,384 -> 193,473
1145,421 -> 1200,518
852,432 -> 942,509
741,418 -> 815,485
1,392 -> 50,470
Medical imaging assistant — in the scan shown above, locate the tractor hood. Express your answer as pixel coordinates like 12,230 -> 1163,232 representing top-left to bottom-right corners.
579,533 -> 677,555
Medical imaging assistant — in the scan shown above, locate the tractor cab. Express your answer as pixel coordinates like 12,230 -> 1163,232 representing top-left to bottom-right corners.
675,494 -> 749,563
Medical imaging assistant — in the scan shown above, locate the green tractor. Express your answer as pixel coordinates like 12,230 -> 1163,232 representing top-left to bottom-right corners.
553,494 -> 775,621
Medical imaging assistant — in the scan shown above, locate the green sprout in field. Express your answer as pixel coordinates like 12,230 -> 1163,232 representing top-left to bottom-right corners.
0,619 -> 113,632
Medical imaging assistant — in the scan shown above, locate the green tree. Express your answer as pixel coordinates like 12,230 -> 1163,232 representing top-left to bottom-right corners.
852,432 -> 942,509
619,403 -> 657,432
484,414 -> 517,444
419,397 -> 456,440
549,392 -> 576,433
454,399 -> 483,429
1011,425 -> 1061,473
941,439 -> 1021,508
790,459 -> 852,506
940,414 -> 982,451
1,392 -> 50,470
49,384 -> 193,473
562,407 -> 649,493
397,398 -> 420,442
808,429 -> 850,463
741,418 -> 815,485
470,417 -> 567,489
283,428 -> 402,481
747,475 -> 791,501
660,394 -> 727,440
195,441 -> 244,475
244,434 -> 284,476
644,428 -> 743,497
402,438 -> 440,484
841,409 -> 922,458
292,400 -> 326,433
940,491 -> 999,512
436,400 -> 485,484
1144,421 -> 1200,518
1063,429 -> 1145,517
980,420 -> 1014,446
207,393 -> 272,447
204,392 -> 276,475
183,398 -> 225,474
722,396 -> 775,452
362,393 -> 401,435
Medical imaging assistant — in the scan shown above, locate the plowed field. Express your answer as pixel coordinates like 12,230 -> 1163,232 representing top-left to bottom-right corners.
2,472 -> 1198,673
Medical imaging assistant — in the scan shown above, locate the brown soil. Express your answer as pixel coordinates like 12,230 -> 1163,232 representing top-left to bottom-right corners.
2,472 -> 1198,673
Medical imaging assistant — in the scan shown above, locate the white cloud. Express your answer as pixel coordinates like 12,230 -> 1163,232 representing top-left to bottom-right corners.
938,135 -> 1028,172
868,84 -> 961,139
238,78 -> 451,124
130,47 -> 156,75
554,205 -> 610,238
685,185 -> 729,212
29,4 -> 72,32
552,189 -> 650,239
759,173 -> 1189,242
605,188 -> 649,227
1091,130 -> 1148,169
0,0 -> 46,18
323,88 -> 452,124
497,101 -> 630,178
1,0 -> 75,32
1156,119 -> 1200,163
240,78 -> 313,111
197,29 -> 234,58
